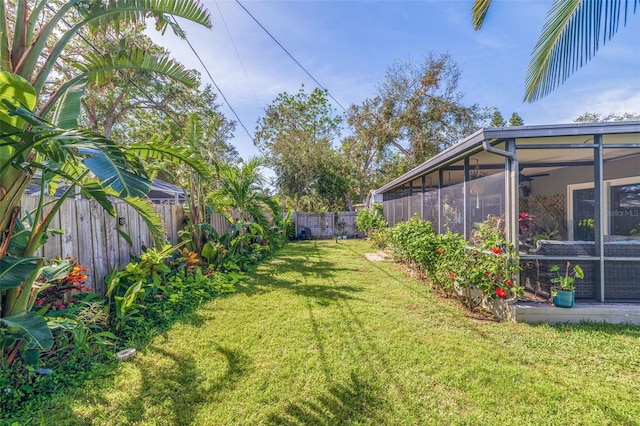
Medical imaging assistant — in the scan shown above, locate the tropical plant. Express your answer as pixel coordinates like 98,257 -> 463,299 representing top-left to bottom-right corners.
473,0 -> 640,102
105,242 -> 186,331
0,99 -> 161,361
207,157 -> 280,231
0,0 -> 212,362
384,215 -> 522,311
550,261 -> 584,291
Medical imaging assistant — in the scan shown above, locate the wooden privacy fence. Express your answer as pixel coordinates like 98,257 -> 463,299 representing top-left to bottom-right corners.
18,195 -> 361,294
295,212 -> 361,239
21,196 -> 232,295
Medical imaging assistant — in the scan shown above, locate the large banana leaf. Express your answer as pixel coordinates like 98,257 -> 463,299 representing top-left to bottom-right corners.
0,312 -> 54,351
49,77 -> 87,129
0,71 -> 36,131
0,256 -> 40,290
80,145 -> 150,198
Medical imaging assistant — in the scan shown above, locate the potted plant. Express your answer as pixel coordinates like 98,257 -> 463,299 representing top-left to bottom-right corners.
550,261 -> 584,308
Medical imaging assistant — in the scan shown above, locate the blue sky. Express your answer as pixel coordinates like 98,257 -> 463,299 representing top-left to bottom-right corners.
148,0 -> 640,160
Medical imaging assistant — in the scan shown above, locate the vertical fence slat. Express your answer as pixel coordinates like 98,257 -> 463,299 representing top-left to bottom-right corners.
89,200 -> 109,295
59,197 -> 78,259
115,201 -> 130,268
172,204 -> 184,243
104,207 -> 119,277
128,202 -> 142,255
41,197 -> 63,260
75,198 -> 96,291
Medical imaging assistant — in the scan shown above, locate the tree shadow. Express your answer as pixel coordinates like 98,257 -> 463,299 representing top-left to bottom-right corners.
237,242 -> 365,305
265,372 -> 386,425
117,343 -> 252,425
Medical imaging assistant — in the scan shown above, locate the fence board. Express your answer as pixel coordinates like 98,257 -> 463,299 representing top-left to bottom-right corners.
295,212 -> 360,239
43,204 -> 63,261
104,209 -> 119,276
90,201 -> 109,295
75,198 -> 96,291
115,202 -> 130,268
59,198 -> 78,259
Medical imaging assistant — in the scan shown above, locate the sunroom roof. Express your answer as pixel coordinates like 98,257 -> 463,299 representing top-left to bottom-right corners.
376,121 -> 640,194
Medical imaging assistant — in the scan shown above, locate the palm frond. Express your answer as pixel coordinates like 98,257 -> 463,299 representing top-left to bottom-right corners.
128,139 -> 211,178
115,195 -> 167,247
82,0 -> 212,36
32,0 -> 212,94
525,0 -> 640,102
471,0 -> 493,30
76,47 -> 198,88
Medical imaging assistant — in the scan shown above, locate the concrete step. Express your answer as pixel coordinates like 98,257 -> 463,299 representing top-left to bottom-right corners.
511,301 -> 640,325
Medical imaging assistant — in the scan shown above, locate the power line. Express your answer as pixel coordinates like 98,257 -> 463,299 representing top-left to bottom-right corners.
215,0 -> 263,110
234,0 -> 347,113
170,16 -> 256,144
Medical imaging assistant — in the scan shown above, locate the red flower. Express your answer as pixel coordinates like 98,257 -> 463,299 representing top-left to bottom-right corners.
35,299 -> 45,306
449,272 -> 456,280
491,246 -> 502,254
436,248 -> 444,254
496,288 -> 507,298
485,271 -> 491,276
505,280 -> 513,287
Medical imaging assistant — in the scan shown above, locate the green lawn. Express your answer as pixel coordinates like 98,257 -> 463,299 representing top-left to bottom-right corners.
25,240 -> 640,425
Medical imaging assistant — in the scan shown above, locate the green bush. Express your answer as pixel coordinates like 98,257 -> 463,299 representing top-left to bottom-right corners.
355,210 -> 387,235
382,215 -> 522,311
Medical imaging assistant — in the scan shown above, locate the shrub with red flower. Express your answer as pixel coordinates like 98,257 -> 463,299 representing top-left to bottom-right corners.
34,257 -> 92,311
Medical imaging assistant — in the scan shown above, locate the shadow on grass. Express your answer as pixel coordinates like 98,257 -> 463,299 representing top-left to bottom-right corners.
266,372 -> 386,425
119,344 -> 251,425
238,242 -> 365,304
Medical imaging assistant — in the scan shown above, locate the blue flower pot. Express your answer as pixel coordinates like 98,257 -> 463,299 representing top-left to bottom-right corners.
552,289 -> 575,308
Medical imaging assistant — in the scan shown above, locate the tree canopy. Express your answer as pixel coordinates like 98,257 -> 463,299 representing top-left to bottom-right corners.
254,86 -> 346,211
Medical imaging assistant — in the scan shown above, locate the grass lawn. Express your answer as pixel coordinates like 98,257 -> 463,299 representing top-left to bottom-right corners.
22,240 -> 640,425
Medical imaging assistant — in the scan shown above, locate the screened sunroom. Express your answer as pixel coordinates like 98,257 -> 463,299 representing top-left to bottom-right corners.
376,122 -> 640,302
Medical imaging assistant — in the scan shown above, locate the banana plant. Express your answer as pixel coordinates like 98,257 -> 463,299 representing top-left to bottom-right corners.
0,0 -> 212,361
0,75 -> 203,360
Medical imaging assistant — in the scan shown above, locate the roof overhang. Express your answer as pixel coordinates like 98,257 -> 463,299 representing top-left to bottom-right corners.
375,121 -> 640,194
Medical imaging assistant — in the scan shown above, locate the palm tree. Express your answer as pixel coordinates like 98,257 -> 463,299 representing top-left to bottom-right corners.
208,157 -> 280,233
473,0 -> 639,102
